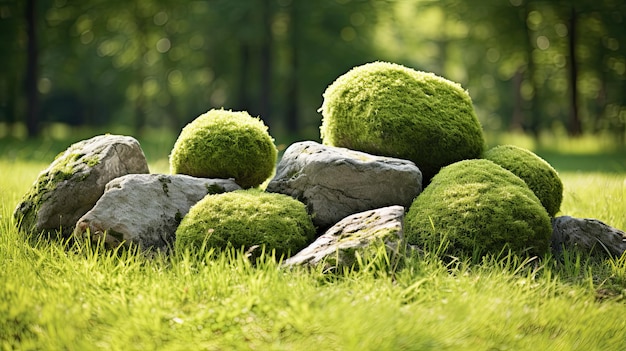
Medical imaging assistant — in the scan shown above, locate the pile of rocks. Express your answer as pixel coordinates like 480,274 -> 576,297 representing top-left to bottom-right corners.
13,134 -> 626,269
12,62 -> 626,268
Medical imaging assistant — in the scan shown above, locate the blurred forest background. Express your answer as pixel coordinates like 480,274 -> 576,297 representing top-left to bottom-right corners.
1,0 -> 625,144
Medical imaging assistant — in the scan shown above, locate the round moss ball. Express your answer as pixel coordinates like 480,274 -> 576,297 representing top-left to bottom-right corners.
320,61 -> 485,182
404,159 -> 552,258
169,109 -> 277,188
483,145 -> 563,217
175,190 -> 315,259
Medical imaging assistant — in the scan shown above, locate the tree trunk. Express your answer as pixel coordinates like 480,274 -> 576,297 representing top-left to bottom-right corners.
437,11 -> 448,77
133,7 -> 147,137
259,0 -> 272,127
285,0 -> 300,134
523,3 -> 541,140
238,42 -> 251,111
510,68 -> 525,131
25,0 -> 40,138
6,74 -> 18,135
567,6 -> 582,136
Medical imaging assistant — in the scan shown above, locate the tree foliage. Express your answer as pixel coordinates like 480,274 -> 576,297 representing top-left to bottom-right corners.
1,0 -> 624,142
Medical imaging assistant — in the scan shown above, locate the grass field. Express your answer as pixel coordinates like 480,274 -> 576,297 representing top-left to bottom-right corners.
1,133 -> 625,350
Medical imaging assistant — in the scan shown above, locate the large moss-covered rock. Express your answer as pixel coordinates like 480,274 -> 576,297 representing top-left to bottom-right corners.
320,61 -> 485,182
405,159 -> 552,257
483,144 -> 563,217
169,109 -> 277,188
175,190 -> 315,259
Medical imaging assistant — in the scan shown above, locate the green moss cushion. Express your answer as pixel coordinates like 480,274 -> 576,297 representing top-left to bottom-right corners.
169,109 -> 277,188
320,61 -> 485,182
404,159 -> 552,258
483,145 -> 563,217
175,190 -> 315,259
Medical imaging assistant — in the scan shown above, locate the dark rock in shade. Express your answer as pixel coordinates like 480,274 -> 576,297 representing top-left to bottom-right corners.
13,135 -> 149,239
74,174 -> 241,252
551,216 -> 626,257
283,206 -> 406,271
266,141 -> 422,230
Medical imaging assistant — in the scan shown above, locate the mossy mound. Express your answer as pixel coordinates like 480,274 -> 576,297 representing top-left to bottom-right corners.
404,159 -> 552,258
175,190 -> 315,259
169,109 -> 277,188
320,61 -> 485,182
483,144 -> 563,217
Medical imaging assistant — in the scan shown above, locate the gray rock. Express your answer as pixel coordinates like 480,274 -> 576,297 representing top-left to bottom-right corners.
73,174 -> 241,252
283,205 -> 406,271
551,216 -> 626,257
13,135 -> 149,239
266,141 -> 422,229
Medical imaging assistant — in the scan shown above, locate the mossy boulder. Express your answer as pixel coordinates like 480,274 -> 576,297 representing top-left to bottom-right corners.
13,135 -> 149,239
404,159 -> 552,258
169,109 -> 277,188
175,190 -> 315,259
483,144 -> 563,217
320,61 -> 485,182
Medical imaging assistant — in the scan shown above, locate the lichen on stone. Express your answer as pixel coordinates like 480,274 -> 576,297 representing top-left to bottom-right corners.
158,175 -> 172,197
174,210 -> 184,224
205,183 -> 226,194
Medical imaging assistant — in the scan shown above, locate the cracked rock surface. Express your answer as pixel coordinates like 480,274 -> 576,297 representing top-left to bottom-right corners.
74,174 -> 241,252
13,134 -> 149,239
283,205 -> 406,270
266,141 -> 422,230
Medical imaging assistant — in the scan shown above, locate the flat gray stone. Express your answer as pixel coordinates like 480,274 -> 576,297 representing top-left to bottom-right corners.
73,174 -> 241,252
551,216 -> 626,257
13,135 -> 149,239
266,141 -> 422,229
283,205 -> 406,271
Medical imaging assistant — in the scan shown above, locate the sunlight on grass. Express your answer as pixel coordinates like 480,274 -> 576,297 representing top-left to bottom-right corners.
1,134 -> 625,350
1,216 -> 625,350
560,173 -> 625,230
486,131 -> 625,154
0,160 -> 47,212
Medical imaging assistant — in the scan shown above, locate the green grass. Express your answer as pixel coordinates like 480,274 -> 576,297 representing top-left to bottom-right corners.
1,134 -> 626,350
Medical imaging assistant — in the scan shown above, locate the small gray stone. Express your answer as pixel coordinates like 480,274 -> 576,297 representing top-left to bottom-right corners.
266,141 -> 422,229
13,135 -> 149,238
551,216 -> 626,257
73,174 -> 241,252
283,205 -> 405,271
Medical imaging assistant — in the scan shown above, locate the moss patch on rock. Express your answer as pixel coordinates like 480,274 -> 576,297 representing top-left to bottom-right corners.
483,144 -> 563,217
175,190 -> 315,259
404,159 -> 552,258
169,109 -> 277,188
319,61 -> 485,182
13,151 -> 91,238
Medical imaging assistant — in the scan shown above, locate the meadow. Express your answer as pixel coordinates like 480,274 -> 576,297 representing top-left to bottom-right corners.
1,132 -> 625,350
